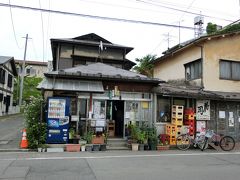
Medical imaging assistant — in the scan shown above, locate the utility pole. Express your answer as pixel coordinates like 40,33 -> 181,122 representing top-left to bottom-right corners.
19,34 -> 30,106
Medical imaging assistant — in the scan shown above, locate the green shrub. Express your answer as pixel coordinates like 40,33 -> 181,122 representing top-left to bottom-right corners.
24,97 -> 46,149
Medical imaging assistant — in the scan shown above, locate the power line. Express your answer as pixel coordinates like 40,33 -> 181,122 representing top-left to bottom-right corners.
8,0 -> 22,49
0,2 -> 196,30
135,0 -> 234,22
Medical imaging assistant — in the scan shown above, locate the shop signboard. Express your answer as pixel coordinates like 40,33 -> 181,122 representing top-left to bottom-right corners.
196,100 -> 210,120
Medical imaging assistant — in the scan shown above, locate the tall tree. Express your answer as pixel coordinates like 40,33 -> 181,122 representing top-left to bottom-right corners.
133,54 -> 156,77
206,22 -> 217,34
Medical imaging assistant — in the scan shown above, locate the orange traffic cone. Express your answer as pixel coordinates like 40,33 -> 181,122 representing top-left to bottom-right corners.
20,128 -> 28,148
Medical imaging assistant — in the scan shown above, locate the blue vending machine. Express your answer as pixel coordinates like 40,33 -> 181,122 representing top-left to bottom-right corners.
46,97 -> 70,144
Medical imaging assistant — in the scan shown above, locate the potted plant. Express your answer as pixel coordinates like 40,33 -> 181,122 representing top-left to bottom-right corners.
138,130 -> 146,151
83,131 -> 94,151
147,126 -> 158,150
130,124 -> 140,151
157,134 -> 170,151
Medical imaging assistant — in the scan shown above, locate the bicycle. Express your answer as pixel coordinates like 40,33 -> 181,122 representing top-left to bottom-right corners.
176,132 -> 207,150
201,129 -> 235,151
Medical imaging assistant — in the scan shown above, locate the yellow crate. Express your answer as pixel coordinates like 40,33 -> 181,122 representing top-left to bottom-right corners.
172,105 -> 184,113
169,137 -> 176,145
172,111 -> 184,119
171,117 -> 183,126
165,124 -> 176,135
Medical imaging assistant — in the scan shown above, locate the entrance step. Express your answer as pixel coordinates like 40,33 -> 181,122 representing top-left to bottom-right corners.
107,138 -> 129,150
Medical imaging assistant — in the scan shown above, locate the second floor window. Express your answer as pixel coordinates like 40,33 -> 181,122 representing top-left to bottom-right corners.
184,59 -> 202,80
0,68 -> 6,84
219,60 -> 240,80
7,74 -> 13,88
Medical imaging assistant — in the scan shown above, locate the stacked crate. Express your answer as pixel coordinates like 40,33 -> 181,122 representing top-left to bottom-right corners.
165,105 -> 184,145
184,108 -> 196,137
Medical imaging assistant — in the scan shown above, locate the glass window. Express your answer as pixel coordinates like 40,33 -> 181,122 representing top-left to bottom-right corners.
185,59 -> 202,80
93,100 -> 106,119
220,60 -> 240,80
7,74 -> 12,88
0,68 -> 6,84
157,97 -> 171,123
79,99 -> 87,118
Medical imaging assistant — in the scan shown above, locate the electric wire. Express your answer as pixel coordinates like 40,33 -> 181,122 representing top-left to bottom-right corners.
134,0 -> 234,22
8,0 -> 22,49
150,0 -> 197,54
0,3 -> 196,30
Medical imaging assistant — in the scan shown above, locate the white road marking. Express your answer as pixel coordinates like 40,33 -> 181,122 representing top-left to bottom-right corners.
0,151 -> 240,161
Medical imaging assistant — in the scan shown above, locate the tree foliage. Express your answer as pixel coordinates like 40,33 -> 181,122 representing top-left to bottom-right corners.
24,97 -> 46,149
13,76 -> 43,104
206,22 -> 217,34
133,54 -> 157,77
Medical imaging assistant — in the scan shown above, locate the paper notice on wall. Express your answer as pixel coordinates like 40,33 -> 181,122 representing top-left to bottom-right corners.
229,118 -> 234,127
219,111 -> 225,119
229,112 -> 234,127
142,102 -> 149,109
125,112 -> 130,119
196,121 -> 206,135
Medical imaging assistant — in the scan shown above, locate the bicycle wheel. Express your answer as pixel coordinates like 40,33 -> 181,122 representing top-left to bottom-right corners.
197,135 -> 208,150
201,137 -> 208,151
220,136 -> 235,151
176,134 -> 191,150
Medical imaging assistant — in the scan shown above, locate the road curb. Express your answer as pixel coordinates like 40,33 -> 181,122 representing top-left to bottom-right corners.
0,149 -> 33,152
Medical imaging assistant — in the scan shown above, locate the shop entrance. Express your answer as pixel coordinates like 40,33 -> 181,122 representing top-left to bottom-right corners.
107,100 -> 124,137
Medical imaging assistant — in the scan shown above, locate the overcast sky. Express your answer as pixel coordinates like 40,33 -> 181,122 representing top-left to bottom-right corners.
0,0 -> 239,62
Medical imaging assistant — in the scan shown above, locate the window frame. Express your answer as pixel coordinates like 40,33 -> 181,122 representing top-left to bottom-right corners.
219,59 -> 240,81
7,74 -> 13,88
184,59 -> 202,81
0,68 -> 6,84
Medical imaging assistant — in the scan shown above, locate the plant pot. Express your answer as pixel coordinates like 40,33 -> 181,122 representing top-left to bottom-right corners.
131,143 -> 139,151
144,144 -> 149,150
85,144 -> 93,151
92,136 -> 104,144
79,140 -> 87,145
157,145 -> 170,151
65,144 -> 81,152
100,144 -> 107,151
81,145 -> 86,152
93,144 -> 100,151
139,144 -> 144,151
149,143 -> 157,150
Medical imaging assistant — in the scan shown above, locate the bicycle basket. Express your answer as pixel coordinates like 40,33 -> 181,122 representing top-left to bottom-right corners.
205,130 -> 214,138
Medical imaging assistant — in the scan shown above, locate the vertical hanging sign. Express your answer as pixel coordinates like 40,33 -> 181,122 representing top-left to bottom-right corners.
196,100 -> 210,120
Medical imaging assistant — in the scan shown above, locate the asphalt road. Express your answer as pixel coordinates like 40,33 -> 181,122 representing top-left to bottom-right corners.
0,114 -> 24,149
0,150 -> 240,180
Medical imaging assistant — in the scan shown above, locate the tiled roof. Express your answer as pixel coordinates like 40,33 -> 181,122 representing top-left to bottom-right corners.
0,56 -> 13,64
46,63 -> 162,84
154,83 -> 240,101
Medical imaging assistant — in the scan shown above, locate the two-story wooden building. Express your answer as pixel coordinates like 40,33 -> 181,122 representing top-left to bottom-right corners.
0,56 -> 18,116
153,30 -> 240,140
38,33 -> 161,139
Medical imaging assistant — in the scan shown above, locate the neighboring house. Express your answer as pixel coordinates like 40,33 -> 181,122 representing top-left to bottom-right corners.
38,33 -> 160,142
0,56 -> 18,116
15,60 -> 49,77
153,30 -> 240,140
